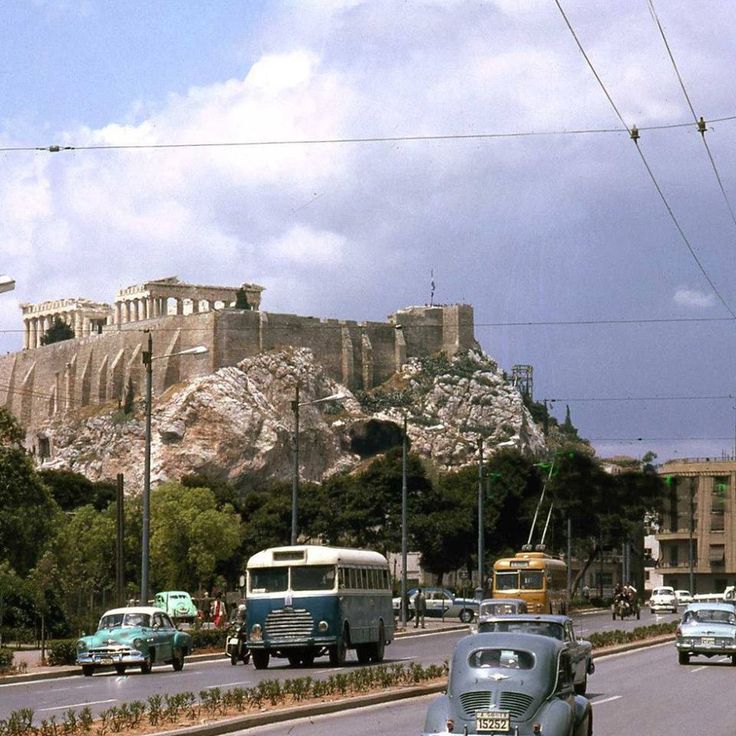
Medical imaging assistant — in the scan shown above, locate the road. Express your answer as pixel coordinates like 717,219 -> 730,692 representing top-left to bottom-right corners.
0,608 -> 680,724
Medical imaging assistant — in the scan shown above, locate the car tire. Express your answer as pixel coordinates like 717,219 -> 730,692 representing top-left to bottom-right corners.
574,674 -> 587,695
140,657 -> 153,674
731,654 -> 736,666
678,652 -> 689,665
371,622 -> 386,663
459,609 -> 474,624
82,665 -> 94,677
171,648 -> 185,672
329,628 -> 348,666
114,664 -> 126,675
251,650 -> 270,670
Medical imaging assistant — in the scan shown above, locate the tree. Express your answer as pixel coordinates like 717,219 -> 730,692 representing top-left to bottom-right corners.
234,288 -> 251,310
0,407 -> 24,448
0,447 -> 59,575
149,483 -> 242,592
39,317 -> 74,345
39,468 -> 116,512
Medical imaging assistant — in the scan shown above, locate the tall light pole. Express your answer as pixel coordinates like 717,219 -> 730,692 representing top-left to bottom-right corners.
401,414 -> 408,629
689,476 -> 696,595
141,332 -> 208,603
291,387 -> 346,545
0,275 -> 15,294
476,437 -> 485,601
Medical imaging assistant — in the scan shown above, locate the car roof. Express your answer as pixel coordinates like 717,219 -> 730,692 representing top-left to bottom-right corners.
101,606 -> 166,616
456,631 -> 564,658
481,598 -> 526,605
479,614 -> 570,625
684,602 -> 735,612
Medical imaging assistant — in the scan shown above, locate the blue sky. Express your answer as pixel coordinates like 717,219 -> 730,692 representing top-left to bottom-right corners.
1,0 -> 736,464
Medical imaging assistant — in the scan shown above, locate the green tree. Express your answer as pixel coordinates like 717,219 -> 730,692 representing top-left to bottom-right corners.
0,407 -> 24,448
39,468 -> 116,512
234,288 -> 251,310
39,317 -> 74,345
149,483 -> 242,591
0,447 -> 59,575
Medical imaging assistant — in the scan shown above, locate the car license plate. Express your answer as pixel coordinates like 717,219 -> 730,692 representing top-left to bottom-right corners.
700,637 -> 715,646
476,710 -> 511,733
98,657 -> 114,665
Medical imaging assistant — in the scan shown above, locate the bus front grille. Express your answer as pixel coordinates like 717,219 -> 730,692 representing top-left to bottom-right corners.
265,608 -> 314,640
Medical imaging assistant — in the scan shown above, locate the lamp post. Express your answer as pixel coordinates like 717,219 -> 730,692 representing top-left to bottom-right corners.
0,275 -> 15,294
689,476 -> 696,595
475,437 -> 484,602
290,386 -> 346,545
401,415 -> 408,629
141,332 -> 208,603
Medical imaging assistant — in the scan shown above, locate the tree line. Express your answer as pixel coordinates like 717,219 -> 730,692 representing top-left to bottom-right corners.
0,407 -> 665,640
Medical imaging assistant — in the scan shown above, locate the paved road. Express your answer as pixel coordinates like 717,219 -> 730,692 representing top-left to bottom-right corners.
224,640 -> 736,735
0,607 -> 681,723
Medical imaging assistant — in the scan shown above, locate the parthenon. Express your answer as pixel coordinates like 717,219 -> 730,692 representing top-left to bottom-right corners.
21,298 -> 112,349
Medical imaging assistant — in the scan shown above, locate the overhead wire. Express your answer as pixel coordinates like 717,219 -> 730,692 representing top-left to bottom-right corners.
554,0 -> 736,321
647,0 -> 736,229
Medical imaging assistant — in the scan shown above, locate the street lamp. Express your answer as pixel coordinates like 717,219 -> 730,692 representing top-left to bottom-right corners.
141,332 -> 208,603
290,385 -> 346,545
0,275 -> 15,294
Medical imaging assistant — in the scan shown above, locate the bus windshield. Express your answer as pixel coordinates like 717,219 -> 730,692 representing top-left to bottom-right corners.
291,565 -> 336,591
250,567 -> 288,593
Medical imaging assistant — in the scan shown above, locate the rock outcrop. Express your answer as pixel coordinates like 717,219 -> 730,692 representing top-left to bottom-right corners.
39,348 -> 547,492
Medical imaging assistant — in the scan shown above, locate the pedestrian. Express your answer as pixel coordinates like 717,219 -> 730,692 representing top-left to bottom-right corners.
413,588 -> 427,629
210,592 -> 227,628
582,584 -> 590,601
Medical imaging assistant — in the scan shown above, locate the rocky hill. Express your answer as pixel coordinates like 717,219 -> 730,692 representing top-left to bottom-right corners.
39,348 -> 547,491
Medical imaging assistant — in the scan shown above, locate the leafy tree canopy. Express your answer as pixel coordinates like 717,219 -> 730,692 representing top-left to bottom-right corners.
0,407 -> 24,448
40,317 -> 74,345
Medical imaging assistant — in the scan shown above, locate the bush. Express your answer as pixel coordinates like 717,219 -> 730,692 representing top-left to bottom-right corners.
589,621 -> 677,649
0,646 -> 13,672
47,639 -> 78,666
190,627 -> 227,650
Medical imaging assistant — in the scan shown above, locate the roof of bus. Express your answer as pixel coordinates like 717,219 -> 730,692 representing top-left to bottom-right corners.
493,552 -> 566,570
246,545 -> 388,568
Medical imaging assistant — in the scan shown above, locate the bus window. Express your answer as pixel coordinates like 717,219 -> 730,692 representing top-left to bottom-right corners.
495,572 -> 519,591
292,565 -> 336,591
520,571 -> 544,590
338,567 -> 347,589
250,567 -> 288,593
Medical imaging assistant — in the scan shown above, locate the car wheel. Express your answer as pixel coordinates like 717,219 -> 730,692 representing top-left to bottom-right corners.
140,657 -> 153,674
574,674 -> 587,695
114,664 -> 126,675
731,654 -> 736,666
329,628 -> 348,666
171,648 -> 185,672
371,622 -> 386,663
82,665 -> 94,677
251,650 -> 270,670
459,609 -> 474,623
678,652 -> 689,665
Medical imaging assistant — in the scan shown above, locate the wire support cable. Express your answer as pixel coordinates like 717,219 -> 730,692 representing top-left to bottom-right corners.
647,0 -> 736,229
555,0 -> 736,321
548,394 -> 733,403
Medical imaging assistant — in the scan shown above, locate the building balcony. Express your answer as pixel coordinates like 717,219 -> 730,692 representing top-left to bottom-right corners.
657,528 -> 697,541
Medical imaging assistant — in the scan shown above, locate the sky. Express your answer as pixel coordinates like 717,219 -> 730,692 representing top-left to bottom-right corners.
1,0 -> 735,465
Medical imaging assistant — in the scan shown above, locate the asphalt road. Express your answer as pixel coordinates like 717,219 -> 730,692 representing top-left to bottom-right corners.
0,608 -> 681,724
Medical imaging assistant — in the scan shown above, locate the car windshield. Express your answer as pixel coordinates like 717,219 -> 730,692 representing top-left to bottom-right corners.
654,588 -> 673,595
249,567 -> 289,593
481,603 -> 517,616
469,648 -> 535,670
683,609 -> 736,625
98,612 -> 151,629
479,621 -> 565,640
291,565 -> 336,591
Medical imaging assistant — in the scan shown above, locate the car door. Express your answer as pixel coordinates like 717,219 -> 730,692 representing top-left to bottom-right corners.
151,612 -> 174,662
564,621 -> 586,684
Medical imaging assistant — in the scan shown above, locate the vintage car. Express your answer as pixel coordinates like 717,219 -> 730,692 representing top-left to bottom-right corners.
649,586 -> 678,614
154,590 -> 198,625
76,606 -> 193,676
392,587 -> 479,623
676,602 -> 736,665
477,614 -> 594,695
480,598 -> 529,617
674,589 -> 693,606
422,632 -> 593,736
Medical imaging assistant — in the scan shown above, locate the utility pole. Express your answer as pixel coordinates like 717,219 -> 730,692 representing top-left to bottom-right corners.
291,383 -> 300,545
401,414 -> 408,628
116,473 -> 125,606
689,476 -> 696,594
476,437 -> 484,600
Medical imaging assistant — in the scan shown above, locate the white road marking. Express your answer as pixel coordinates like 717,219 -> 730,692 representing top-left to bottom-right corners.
690,665 -> 708,673
591,695 -> 622,706
38,699 -> 117,712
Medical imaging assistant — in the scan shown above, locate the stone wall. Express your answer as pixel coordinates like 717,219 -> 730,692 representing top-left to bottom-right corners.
0,303 -> 478,445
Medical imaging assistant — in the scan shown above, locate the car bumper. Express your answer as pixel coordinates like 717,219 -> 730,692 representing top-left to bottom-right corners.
650,603 -> 677,611
247,636 -> 336,650
77,649 -> 147,667
676,640 -> 736,655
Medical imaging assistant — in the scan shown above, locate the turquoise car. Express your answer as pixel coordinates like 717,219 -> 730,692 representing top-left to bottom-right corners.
76,606 -> 193,676
154,590 -> 198,625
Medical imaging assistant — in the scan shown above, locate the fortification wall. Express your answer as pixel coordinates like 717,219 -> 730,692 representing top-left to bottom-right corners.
0,303 -> 477,441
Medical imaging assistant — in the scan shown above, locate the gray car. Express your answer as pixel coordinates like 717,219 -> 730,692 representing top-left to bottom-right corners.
393,587 -> 479,623
477,614 -> 595,695
422,632 -> 593,736
676,602 -> 736,665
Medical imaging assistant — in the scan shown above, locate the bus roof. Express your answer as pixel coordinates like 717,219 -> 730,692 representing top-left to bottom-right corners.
246,545 -> 389,569
493,551 -> 566,571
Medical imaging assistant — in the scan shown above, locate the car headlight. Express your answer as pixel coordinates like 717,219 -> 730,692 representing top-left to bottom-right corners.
133,638 -> 144,649
318,620 -> 329,633
76,641 -> 87,652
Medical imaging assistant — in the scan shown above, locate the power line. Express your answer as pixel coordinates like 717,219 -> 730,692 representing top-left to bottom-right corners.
548,395 -> 733,403
554,0 -> 736,321
647,0 -> 736,230
3,115 -> 736,155
591,436 -> 735,442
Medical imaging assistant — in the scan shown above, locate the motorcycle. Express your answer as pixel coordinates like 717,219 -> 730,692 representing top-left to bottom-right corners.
611,593 -> 640,620
225,622 -> 250,665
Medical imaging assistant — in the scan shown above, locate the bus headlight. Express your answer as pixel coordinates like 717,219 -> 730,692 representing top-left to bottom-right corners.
318,620 -> 329,633
251,623 -> 262,641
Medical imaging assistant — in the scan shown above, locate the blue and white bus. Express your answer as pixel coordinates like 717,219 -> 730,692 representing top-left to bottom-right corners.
245,545 -> 394,669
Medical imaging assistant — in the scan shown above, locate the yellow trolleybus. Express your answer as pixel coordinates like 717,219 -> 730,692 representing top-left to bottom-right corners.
492,549 -> 568,614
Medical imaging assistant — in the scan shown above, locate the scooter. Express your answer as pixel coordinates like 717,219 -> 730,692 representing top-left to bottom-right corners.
225,622 -> 250,665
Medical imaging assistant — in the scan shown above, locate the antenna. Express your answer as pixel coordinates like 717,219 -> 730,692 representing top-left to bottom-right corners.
527,457 -> 556,546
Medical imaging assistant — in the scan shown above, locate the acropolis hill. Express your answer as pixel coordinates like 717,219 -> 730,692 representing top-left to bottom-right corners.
0,276 -> 478,449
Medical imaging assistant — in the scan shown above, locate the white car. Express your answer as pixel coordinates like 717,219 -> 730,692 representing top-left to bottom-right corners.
675,589 -> 693,605
649,586 -> 678,613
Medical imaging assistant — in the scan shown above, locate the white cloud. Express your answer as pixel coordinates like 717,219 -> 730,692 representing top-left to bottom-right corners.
266,225 -> 346,266
673,288 -> 716,309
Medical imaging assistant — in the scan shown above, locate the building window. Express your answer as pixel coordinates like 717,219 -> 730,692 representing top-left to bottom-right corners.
38,436 -> 51,460
711,477 -> 726,532
709,545 -> 725,567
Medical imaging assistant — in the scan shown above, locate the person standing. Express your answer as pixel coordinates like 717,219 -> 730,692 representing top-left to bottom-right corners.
210,592 -> 227,628
413,588 -> 427,629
